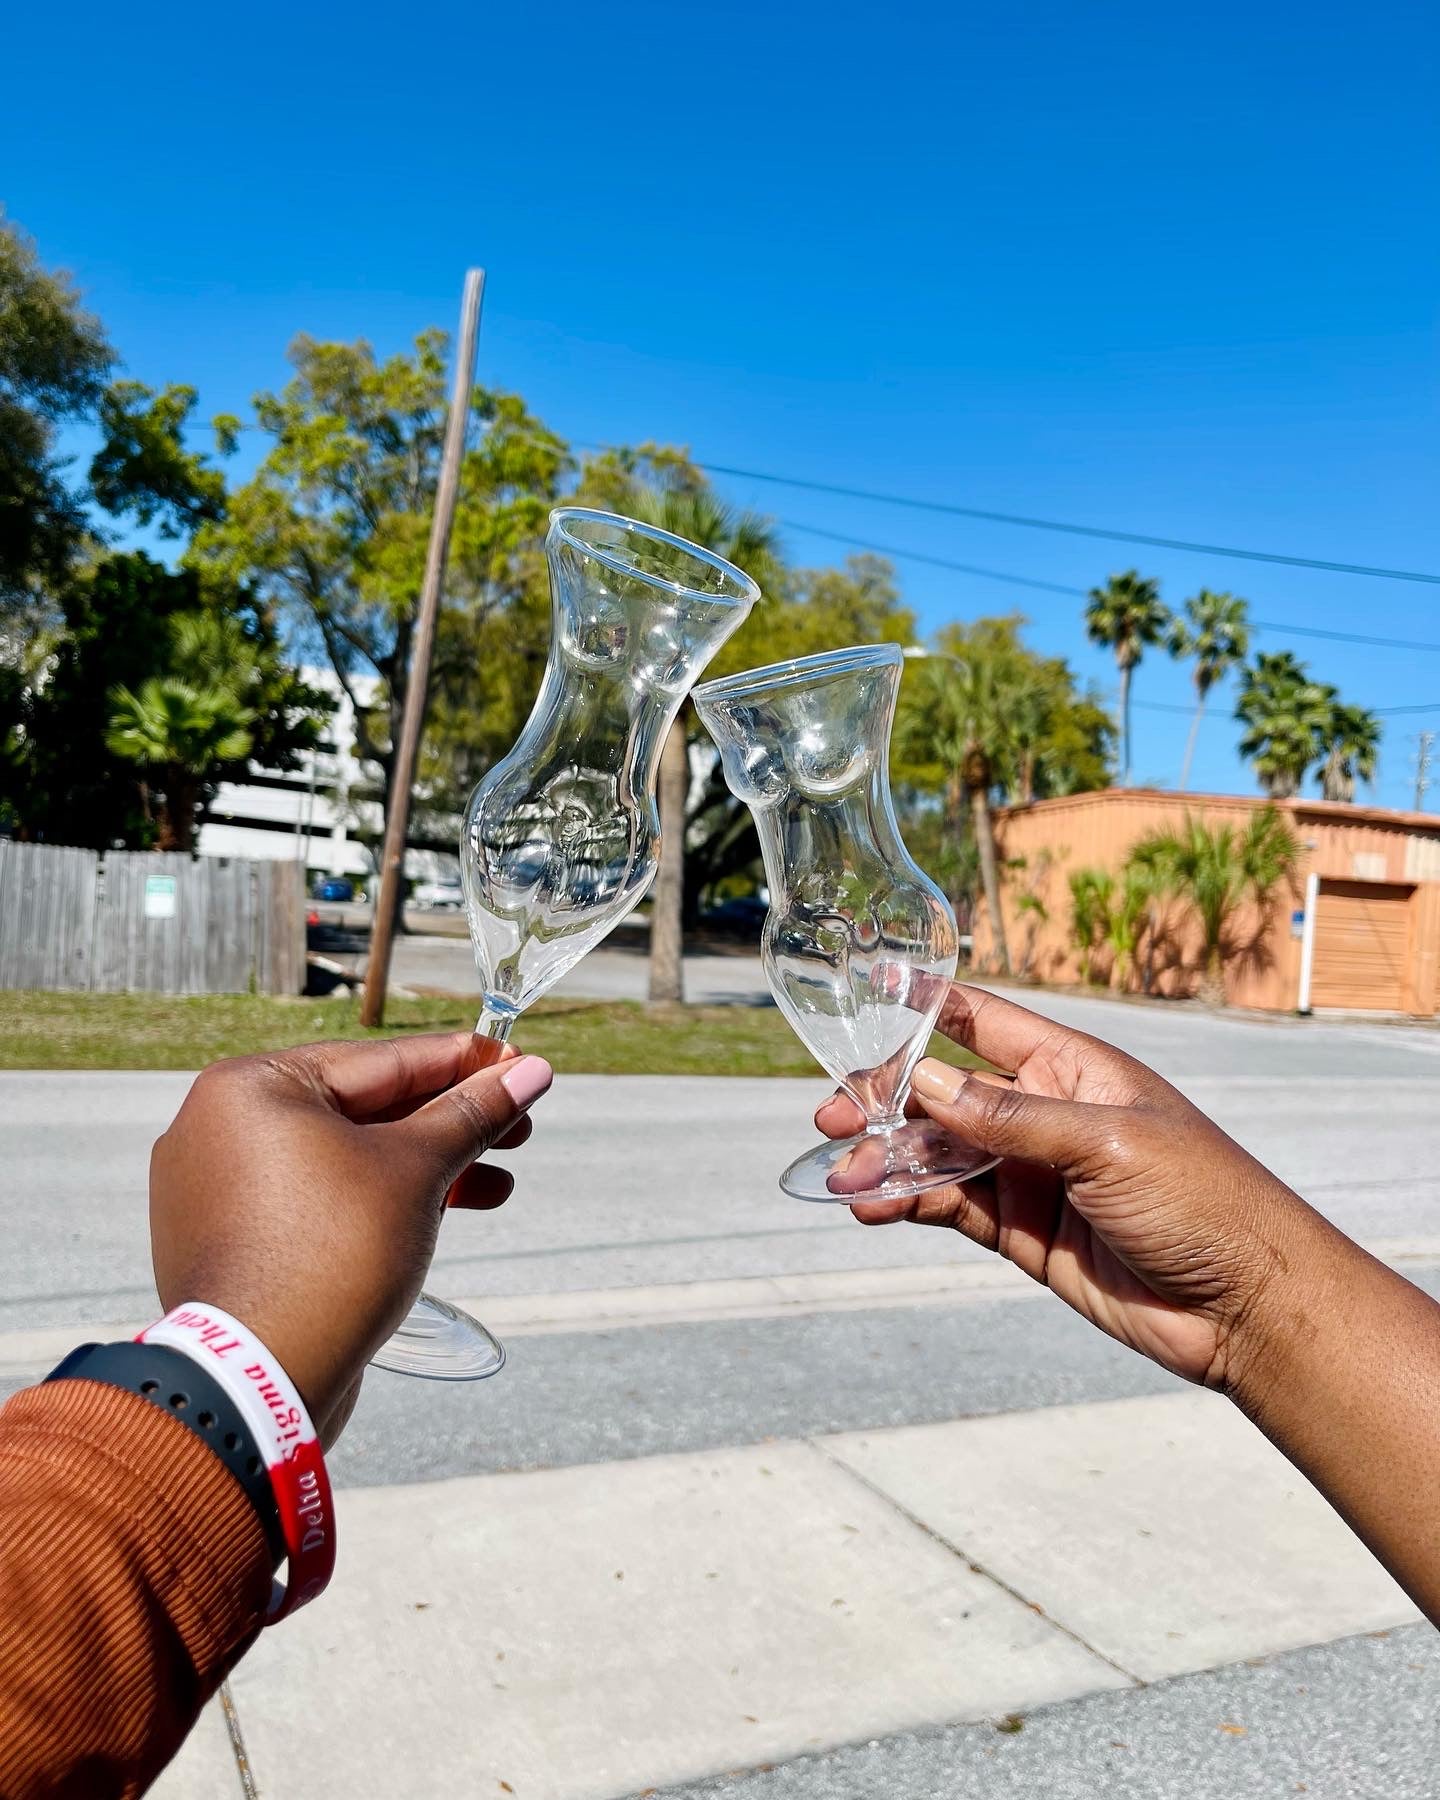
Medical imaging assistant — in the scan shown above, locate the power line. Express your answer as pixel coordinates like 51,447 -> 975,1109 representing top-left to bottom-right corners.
775,516 -> 1440,656
1251,621 -> 1440,655
779,518 -> 1084,596
696,458 -> 1440,585
1136,698 -> 1440,717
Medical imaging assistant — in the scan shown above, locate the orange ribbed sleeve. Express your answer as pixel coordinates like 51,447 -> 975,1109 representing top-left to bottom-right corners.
0,1377 -> 272,1799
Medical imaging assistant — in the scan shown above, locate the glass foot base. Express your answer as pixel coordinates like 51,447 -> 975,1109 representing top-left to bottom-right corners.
781,1120 -> 999,1204
370,1293 -> 506,1382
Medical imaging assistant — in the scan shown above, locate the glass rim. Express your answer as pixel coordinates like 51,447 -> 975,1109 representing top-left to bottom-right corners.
548,507 -> 761,607
693,641 -> 902,707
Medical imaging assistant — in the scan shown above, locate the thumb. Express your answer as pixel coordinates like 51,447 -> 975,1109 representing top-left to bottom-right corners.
910,1058 -> 1119,1175
389,1053 -> 553,1190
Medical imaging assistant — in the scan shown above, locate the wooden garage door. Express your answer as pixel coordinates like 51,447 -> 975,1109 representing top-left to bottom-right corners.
1310,880 -> 1411,1010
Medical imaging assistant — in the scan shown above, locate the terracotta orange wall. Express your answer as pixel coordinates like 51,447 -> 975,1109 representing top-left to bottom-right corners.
1408,883 -> 1440,1016
970,790 -> 1440,1013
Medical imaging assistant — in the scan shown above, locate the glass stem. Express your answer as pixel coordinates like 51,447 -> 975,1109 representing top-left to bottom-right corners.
865,1110 -> 907,1137
476,997 -> 518,1042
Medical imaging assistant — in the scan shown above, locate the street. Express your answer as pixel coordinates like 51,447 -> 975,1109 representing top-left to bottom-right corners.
2,990 -> 1439,1797
312,903 -> 779,1006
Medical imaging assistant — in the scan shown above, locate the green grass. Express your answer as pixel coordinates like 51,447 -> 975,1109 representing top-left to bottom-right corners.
0,989 -> 985,1077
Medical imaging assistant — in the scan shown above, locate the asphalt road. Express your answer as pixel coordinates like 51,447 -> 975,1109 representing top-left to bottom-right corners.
645,1625 -> 1440,1800
3,992 -> 1439,1333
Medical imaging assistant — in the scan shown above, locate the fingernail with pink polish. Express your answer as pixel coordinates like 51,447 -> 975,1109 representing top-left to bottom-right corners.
911,1059 -> 966,1104
500,1055 -> 553,1111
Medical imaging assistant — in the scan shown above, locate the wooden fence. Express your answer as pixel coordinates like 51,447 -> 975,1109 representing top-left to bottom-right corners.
0,843 -> 306,995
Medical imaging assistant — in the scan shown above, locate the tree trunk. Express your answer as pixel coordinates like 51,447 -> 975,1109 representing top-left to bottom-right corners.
1119,661 -> 1133,786
970,781 -> 1012,976
1321,752 -> 1351,803
943,772 -> 967,911
647,718 -> 687,1005
1141,901 -> 1158,995
156,766 -> 197,853
1179,692 -> 1205,791
1201,941 -> 1226,1007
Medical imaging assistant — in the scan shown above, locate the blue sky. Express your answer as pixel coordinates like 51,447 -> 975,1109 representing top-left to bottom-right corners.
5,0 -> 1437,803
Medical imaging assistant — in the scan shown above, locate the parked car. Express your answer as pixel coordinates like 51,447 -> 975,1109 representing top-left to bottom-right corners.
411,877 -> 464,910
313,876 -> 355,902
701,895 -> 769,939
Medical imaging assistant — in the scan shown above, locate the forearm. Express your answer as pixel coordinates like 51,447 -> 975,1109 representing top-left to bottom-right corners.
0,1380 -> 270,1799
1228,1215 -> 1440,1624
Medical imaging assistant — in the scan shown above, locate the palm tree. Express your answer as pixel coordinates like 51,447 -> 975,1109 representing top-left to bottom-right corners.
1125,831 -> 1180,995
1103,861 -> 1162,992
1003,675 -> 1053,807
106,678 -> 255,851
1316,697 -> 1381,803
1169,590 -> 1250,790
1085,571 -> 1169,785
1130,806 -> 1299,1003
1235,652 -> 1331,798
625,487 -> 780,1005
1067,868 -> 1111,987
897,648 -> 1025,976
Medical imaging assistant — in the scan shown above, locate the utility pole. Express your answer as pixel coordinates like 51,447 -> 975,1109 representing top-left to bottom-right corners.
360,269 -> 485,1028
1414,731 -> 1434,813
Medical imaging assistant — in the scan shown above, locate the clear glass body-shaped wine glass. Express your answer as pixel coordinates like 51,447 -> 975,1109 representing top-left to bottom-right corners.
693,643 -> 998,1204
371,507 -> 758,1379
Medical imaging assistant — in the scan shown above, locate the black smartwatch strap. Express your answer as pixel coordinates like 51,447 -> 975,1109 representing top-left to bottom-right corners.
45,1340 -> 285,1567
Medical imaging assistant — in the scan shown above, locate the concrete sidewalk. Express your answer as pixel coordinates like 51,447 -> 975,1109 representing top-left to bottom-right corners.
155,1389 -> 1418,1800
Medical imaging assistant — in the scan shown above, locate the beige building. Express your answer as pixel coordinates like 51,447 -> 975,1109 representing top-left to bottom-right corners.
971,789 -> 1440,1016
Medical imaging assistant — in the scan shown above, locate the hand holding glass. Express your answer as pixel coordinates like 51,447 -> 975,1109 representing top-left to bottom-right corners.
371,508 -> 758,1379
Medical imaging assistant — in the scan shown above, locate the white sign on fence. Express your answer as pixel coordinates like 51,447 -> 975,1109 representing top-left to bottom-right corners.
144,875 -> 177,919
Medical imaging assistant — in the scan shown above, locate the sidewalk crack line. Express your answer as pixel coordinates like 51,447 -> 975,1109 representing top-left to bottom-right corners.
807,1436 -> 1144,1689
219,1679 -> 260,1798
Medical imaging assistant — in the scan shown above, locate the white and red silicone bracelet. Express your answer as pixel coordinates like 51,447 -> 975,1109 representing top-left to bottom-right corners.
137,1302 -> 336,1622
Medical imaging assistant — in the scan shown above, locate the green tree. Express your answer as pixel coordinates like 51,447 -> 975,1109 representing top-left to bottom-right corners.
0,213 -> 113,630
6,372 -> 330,848
1169,590 -> 1250,791
194,335 -> 570,873
897,639 -> 1026,975
1030,686 -> 1116,798
90,381 -> 228,537
1084,571 -> 1169,785
1316,697 -> 1381,803
896,617 -> 1113,969
1235,651 -> 1330,798
8,552 -> 329,849
106,676 -> 255,852
1129,806 -> 1299,1002
11,553 -> 201,844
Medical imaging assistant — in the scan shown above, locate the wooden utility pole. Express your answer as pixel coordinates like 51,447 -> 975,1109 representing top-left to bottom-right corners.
360,269 -> 485,1028
1415,731 -> 1434,813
